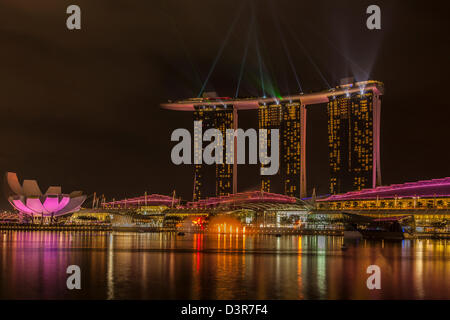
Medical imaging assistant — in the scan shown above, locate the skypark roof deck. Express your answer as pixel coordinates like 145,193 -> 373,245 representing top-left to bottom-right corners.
161,80 -> 384,111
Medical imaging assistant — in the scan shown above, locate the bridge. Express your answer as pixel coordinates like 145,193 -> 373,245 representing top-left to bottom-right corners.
312,177 -> 450,232
315,177 -> 450,211
101,193 -> 179,209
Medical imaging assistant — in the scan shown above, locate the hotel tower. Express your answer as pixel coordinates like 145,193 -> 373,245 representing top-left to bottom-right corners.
327,84 -> 382,194
258,101 -> 307,198
193,104 -> 235,201
162,80 -> 383,200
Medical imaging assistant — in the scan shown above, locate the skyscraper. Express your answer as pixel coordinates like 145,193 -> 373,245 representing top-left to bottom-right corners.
282,101 -> 307,198
327,89 -> 381,194
258,103 -> 282,193
193,105 -> 234,201
214,108 -> 234,197
258,101 -> 307,198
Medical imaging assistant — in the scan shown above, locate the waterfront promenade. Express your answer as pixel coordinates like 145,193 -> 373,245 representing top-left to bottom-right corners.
1,223 -> 450,238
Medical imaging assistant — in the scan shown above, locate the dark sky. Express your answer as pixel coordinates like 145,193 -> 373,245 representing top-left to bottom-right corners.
0,0 -> 449,208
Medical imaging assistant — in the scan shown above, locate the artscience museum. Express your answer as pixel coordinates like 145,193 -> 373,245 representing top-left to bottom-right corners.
6,172 -> 86,219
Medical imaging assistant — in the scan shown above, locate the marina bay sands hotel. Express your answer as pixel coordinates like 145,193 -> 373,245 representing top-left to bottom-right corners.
162,80 -> 384,200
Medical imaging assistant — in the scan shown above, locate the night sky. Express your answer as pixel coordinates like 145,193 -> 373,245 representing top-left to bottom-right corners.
0,0 -> 449,208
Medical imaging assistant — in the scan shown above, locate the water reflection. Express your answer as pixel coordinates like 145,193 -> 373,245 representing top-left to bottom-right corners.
107,233 -> 114,300
0,231 -> 449,299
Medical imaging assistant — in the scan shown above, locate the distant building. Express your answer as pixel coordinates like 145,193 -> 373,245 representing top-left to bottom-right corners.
258,102 -> 282,194
327,88 -> 382,194
258,101 -> 306,198
193,104 -> 234,200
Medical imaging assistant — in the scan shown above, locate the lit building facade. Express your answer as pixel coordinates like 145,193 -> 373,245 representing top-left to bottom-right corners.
282,101 -> 307,198
258,101 -> 307,198
193,105 -> 234,200
258,103 -> 282,193
327,89 -> 381,194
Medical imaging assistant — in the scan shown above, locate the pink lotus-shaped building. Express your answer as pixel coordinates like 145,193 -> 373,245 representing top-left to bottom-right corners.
6,172 -> 86,218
